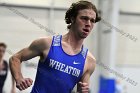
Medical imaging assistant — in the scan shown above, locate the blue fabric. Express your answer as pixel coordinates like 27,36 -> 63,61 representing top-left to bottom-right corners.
0,60 -> 8,93
31,35 -> 88,93
99,76 -> 116,93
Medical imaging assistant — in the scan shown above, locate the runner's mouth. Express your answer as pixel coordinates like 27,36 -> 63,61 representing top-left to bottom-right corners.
83,29 -> 89,32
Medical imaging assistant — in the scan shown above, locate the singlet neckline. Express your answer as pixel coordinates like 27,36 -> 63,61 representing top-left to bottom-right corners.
59,35 -> 84,57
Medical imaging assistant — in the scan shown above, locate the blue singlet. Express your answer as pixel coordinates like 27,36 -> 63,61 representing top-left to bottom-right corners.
31,35 -> 88,93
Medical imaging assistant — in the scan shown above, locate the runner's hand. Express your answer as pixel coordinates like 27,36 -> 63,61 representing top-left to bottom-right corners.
16,78 -> 33,91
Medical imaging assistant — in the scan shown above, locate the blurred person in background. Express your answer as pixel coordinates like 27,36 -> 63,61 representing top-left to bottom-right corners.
0,42 -> 16,93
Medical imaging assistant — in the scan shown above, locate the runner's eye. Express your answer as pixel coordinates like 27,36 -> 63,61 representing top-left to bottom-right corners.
90,19 -> 96,23
80,16 -> 96,23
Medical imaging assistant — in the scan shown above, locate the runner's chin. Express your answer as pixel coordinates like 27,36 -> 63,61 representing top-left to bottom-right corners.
80,31 -> 89,38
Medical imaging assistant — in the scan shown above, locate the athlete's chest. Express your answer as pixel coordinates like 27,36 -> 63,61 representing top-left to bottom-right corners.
61,42 -> 82,56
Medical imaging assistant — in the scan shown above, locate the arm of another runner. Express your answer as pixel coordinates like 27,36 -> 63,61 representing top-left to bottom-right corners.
10,75 -> 16,93
77,51 -> 96,93
9,38 -> 48,91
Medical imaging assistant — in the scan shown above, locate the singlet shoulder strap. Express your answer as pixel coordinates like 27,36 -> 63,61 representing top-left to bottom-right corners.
81,46 -> 88,59
52,35 -> 62,46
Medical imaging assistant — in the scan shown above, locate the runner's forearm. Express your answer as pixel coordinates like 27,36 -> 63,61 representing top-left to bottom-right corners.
9,56 -> 23,81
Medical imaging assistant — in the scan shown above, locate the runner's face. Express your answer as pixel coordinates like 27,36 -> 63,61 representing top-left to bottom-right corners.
72,9 -> 96,38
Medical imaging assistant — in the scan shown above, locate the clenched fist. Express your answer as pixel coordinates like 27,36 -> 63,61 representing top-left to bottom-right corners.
16,78 -> 33,91
78,82 -> 89,93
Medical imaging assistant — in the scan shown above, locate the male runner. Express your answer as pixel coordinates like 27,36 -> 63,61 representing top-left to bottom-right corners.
9,1 -> 101,93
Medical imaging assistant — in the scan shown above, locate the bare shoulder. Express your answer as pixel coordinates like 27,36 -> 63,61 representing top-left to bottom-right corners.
86,51 -> 96,62
86,51 -> 96,74
29,36 -> 53,52
32,36 -> 53,46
